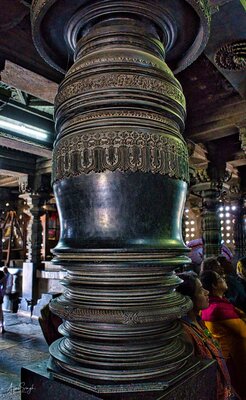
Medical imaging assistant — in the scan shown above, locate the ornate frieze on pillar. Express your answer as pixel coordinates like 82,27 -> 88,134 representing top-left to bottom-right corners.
31,0 -> 211,393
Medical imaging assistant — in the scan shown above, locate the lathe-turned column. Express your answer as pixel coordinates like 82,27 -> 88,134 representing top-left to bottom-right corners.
201,188 -> 222,258
233,166 -> 246,262
18,193 -> 45,315
31,0 -> 211,394
233,197 -> 246,262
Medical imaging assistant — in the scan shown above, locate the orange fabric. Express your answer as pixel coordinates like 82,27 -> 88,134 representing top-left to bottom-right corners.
204,319 -> 246,359
182,321 -> 235,400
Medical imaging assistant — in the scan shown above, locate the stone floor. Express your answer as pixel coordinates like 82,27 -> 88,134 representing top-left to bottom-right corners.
0,312 -> 49,400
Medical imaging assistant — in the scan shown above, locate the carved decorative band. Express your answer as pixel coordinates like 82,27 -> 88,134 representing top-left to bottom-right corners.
69,56 -> 166,74
52,130 -> 189,182
50,295 -> 192,323
58,110 -> 181,137
55,73 -> 185,109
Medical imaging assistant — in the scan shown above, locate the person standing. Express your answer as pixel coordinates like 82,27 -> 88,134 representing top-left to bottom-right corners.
3,266 -> 13,296
0,270 -> 6,333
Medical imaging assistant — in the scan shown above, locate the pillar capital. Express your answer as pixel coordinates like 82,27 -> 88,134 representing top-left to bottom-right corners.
190,160 -> 235,197
31,0 -> 211,74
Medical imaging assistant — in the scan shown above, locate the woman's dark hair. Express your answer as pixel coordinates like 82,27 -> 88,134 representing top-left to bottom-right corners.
200,270 -> 218,293
176,271 -> 198,301
200,257 -> 222,274
0,270 -> 5,281
217,255 -> 234,274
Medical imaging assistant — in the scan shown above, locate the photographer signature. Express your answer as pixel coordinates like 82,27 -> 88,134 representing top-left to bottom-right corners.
7,382 -> 35,395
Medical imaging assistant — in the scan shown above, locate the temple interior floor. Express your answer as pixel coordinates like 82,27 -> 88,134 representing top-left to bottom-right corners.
0,312 -> 49,400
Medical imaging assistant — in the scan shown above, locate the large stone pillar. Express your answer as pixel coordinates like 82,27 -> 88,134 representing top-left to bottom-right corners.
30,0 -> 211,395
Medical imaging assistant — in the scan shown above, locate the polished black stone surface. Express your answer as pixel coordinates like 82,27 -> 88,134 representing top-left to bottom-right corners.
21,358 -> 217,400
54,172 -> 187,252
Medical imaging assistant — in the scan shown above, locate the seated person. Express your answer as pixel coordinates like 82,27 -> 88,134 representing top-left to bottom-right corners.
39,296 -> 63,346
201,256 -> 246,312
200,270 -> 246,400
176,272 -> 237,400
200,257 -> 224,275
0,270 -> 6,333
217,256 -> 246,313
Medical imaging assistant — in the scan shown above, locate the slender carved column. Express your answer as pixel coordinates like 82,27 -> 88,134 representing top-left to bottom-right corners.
31,0 -> 211,394
233,197 -> 246,261
190,149 -> 234,259
201,189 -> 222,258
20,193 -> 43,264
18,193 -> 44,314
189,167 -> 222,259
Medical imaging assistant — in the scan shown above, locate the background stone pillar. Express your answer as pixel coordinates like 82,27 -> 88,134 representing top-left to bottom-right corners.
31,0 -> 211,394
21,193 -> 43,264
18,192 -> 45,315
233,197 -> 246,262
201,188 -> 222,258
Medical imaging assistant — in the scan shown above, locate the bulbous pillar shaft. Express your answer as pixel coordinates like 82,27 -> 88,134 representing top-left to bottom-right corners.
31,0 -> 211,393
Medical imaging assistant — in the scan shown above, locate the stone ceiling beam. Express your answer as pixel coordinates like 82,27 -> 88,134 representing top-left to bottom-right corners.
0,135 -> 52,159
187,99 -> 246,127
1,60 -> 58,104
186,123 -> 238,142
